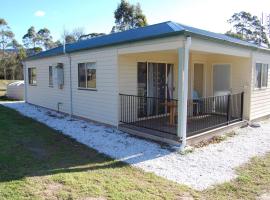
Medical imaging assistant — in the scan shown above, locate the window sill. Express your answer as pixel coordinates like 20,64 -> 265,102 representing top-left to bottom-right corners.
254,87 -> 268,91
49,85 -> 53,88
29,84 -> 37,86
78,87 -> 97,91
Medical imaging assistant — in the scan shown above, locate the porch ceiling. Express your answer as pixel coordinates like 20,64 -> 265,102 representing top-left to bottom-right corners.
190,50 -> 251,59
190,37 -> 252,58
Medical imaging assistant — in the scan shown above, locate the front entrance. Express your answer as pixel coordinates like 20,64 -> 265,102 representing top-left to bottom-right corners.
137,62 -> 174,117
193,63 -> 204,98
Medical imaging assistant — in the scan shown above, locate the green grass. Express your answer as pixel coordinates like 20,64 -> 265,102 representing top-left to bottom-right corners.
0,105 -> 270,200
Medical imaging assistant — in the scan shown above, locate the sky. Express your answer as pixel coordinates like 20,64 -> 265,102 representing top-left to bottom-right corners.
1,0 -> 270,43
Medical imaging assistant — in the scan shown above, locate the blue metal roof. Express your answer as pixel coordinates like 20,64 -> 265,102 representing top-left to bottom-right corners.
27,21 -> 262,60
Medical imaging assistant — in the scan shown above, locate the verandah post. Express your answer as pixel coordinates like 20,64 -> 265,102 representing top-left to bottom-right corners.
240,92 -> 244,121
177,37 -> 191,150
226,94 -> 231,125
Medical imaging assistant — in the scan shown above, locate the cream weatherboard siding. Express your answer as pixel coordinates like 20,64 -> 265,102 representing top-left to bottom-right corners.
118,51 -> 178,97
250,51 -> 270,120
70,49 -> 119,126
206,54 -> 251,120
25,55 -> 71,114
25,48 -> 119,126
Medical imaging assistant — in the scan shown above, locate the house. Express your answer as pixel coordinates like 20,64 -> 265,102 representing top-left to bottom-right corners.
24,21 -> 270,147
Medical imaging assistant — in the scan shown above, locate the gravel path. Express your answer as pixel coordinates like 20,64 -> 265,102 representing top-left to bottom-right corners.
1,102 -> 270,190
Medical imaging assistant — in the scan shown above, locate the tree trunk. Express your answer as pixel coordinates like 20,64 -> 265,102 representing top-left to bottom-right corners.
3,67 -> 6,80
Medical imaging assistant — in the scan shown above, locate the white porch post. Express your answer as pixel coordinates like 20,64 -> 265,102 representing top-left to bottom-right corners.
177,37 -> 191,149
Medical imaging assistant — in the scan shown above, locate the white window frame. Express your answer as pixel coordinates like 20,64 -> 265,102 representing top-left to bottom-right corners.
49,66 -> 53,87
28,67 -> 37,86
78,62 -> 97,90
255,63 -> 269,89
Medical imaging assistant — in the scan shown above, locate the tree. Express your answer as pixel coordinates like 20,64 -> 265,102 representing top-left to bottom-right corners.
65,35 -> 76,44
79,33 -> 106,40
53,40 -> 62,47
0,18 -> 14,54
11,39 -> 22,49
251,16 -> 269,46
22,26 -> 39,49
72,27 -> 85,41
23,26 -> 56,53
227,11 -> 269,46
13,48 -> 26,80
225,31 -> 243,40
37,28 -> 54,50
132,3 -> 147,28
112,0 -> 148,33
61,27 -> 85,44
0,18 -> 15,79
263,14 -> 270,48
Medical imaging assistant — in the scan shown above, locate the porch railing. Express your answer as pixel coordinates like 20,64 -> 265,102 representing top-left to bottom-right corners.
187,92 -> 244,135
119,94 -> 178,135
119,92 -> 244,137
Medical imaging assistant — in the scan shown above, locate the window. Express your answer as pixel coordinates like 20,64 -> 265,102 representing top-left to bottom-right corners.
255,63 -> 268,89
28,68 -> 37,85
49,66 -> 53,86
56,63 -> 64,89
78,62 -> 96,89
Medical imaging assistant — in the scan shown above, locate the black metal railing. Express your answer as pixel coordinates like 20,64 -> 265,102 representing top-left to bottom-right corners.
187,92 -> 244,135
119,94 -> 178,135
119,92 -> 244,137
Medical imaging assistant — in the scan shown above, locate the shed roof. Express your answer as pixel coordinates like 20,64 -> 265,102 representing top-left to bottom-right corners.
26,21 -> 267,60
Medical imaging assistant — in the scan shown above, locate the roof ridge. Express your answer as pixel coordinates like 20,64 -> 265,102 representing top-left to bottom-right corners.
166,21 -> 184,32
65,21 -> 173,46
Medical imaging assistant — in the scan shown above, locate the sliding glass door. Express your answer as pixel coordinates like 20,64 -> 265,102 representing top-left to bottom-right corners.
137,62 -> 174,117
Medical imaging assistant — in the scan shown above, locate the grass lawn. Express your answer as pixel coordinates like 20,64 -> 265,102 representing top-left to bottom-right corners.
0,105 -> 270,200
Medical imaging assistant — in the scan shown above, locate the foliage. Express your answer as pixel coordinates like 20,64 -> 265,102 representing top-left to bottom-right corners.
227,11 -> 269,46
79,33 -> 106,40
65,35 -> 76,44
37,28 -> 54,50
22,26 -> 39,49
265,14 -> 270,37
111,0 -> 148,33
22,26 -> 57,53
0,48 -> 26,80
0,18 -> 15,79
0,18 -> 14,53
225,31 -> 244,40
62,27 -> 85,44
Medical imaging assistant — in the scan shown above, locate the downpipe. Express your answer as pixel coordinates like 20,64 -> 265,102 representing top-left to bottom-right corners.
68,53 -> 73,117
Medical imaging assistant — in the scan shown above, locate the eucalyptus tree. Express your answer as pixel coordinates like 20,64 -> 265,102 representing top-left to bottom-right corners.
22,26 -> 41,52
226,11 -> 269,46
37,28 -> 54,50
111,0 -> 148,33
0,18 -> 14,79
